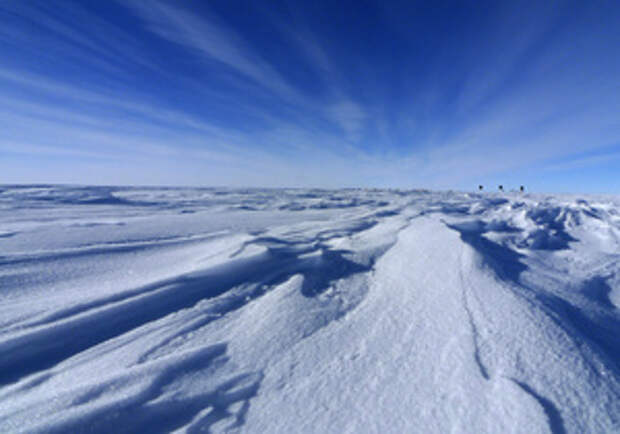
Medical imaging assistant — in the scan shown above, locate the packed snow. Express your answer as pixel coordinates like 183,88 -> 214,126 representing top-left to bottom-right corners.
0,185 -> 618,433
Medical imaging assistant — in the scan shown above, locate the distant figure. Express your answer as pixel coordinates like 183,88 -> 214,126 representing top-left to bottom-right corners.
498,185 -> 504,192
479,185 -> 483,191
520,185 -> 525,192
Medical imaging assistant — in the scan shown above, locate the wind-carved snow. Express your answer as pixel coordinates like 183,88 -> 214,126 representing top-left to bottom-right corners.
0,186 -> 618,433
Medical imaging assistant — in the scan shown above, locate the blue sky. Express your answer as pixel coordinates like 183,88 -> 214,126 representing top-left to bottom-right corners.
1,1 -> 619,192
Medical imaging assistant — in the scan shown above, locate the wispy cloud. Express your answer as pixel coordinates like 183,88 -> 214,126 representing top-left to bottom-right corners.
0,1 -> 159,75
125,1 -> 304,104
326,100 -> 367,143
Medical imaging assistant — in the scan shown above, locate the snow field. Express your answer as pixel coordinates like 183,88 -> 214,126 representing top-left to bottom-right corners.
0,185 -> 618,433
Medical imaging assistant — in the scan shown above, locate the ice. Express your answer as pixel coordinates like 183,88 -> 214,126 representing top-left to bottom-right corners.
0,185 -> 618,433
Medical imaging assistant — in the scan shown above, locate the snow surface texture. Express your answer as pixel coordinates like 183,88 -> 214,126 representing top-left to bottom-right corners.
0,185 -> 619,433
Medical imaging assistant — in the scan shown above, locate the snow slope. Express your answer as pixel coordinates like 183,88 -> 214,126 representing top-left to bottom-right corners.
0,185 -> 618,433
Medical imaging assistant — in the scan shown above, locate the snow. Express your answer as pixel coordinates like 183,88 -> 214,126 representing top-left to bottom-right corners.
0,185 -> 618,433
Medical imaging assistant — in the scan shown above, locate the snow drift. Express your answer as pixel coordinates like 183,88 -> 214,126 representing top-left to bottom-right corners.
0,185 -> 618,433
